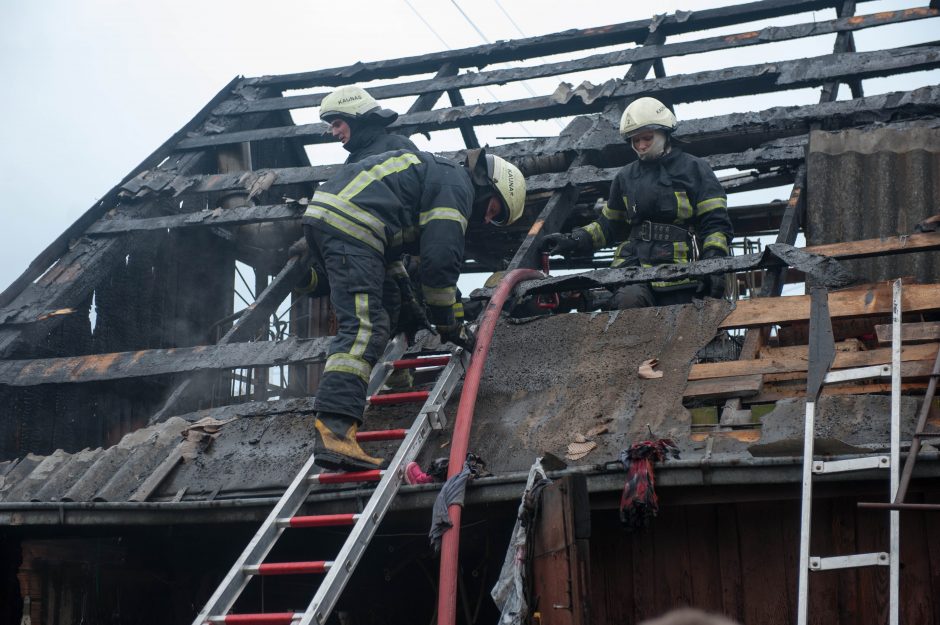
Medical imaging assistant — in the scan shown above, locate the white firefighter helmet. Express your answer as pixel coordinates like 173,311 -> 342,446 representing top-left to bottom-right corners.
486,154 -> 525,226
619,97 -> 678,138
319,86 -> 398,126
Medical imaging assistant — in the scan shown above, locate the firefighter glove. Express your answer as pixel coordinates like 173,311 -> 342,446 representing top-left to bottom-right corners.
397,298 -> 434,345
541,233 -> 582,258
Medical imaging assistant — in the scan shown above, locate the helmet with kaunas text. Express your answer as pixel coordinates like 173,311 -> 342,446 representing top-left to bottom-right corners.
619,97 -> 677,138
319,86 -> 398,125
486,155 -> 526,226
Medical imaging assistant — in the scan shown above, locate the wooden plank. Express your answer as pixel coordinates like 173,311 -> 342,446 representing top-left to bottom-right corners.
221,8 -> 935,116
245,0 -> 877,90
0,336 -> 331,387
690,343 -> 938,381
761,164 -> 806,297
746,380 -> 929,403
718,282 -> 940,330
86,204 -> 302,236
758,338 -> 864,360
175,46 -> 940,151
683,374 -> 764,400
803,231 -> 940,260
875,321 -> 940,344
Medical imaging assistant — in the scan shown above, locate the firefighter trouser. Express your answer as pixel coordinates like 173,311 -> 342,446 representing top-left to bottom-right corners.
613,283 -> 699,309
309,228 -> 392,422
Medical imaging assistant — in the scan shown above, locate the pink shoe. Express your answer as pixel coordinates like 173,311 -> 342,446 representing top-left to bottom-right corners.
405,461 -> 434,485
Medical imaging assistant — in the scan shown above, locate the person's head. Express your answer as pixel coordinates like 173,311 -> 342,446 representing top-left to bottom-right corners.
620,96 -> 678,162
319,86 -> 398,144
465,149 -> 526,227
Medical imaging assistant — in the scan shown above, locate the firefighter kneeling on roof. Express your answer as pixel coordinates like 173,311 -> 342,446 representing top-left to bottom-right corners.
299,148 -> 525,472
542,97 -> 733,308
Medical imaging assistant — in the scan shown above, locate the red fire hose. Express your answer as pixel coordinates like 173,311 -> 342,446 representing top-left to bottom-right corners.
437,268 -> 544,625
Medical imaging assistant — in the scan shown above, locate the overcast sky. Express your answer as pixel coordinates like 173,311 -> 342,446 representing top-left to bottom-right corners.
1,0 -> 937,298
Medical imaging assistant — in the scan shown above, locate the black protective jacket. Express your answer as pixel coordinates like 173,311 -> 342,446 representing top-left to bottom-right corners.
343,123 -> 418,164
302,150 -> 474,324
575,148 -> 733,291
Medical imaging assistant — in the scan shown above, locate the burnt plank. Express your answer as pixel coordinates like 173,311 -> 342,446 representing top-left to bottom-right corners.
406,62 -> 459,114
761,163 -> 807,297
86,204 -> 302,236
0,336 -> 330,386
176,46 -> 940,151
245,0 -> 883,90
221,6 -> 933,116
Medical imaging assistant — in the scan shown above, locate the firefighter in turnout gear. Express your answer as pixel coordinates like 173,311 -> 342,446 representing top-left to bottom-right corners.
542,97 -> 733,308
302,148 -> 525,471
319,85 -> 418,164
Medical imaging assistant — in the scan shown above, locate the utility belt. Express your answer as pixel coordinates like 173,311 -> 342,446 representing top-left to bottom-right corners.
629,220 -> 691,243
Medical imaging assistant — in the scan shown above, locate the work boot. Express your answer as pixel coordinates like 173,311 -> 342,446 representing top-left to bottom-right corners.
314,412 -> 385,472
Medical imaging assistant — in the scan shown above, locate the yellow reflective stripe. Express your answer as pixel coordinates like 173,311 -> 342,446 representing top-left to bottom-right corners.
582,222 -> 606,248
601,203 -> 628,222
419,207 -> 468,232
350,293 -> 372,357
386,261 -> 408,278
424,285 -> 456,307
611,257 -> 627,268
339,153 -> 422,200
643,261 -> 695,289
295,268 -> 319,294
453,301 -> 464,320
673,241 -> 690,264
696,197 -> 727,216
703,232 -> 729,253
324,353 -> 372,382
675,192 -> 693,222
311,191 -> 386,240
304,205 -> 385,253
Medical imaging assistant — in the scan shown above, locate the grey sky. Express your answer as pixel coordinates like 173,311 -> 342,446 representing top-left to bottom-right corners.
1,0 -> 936,296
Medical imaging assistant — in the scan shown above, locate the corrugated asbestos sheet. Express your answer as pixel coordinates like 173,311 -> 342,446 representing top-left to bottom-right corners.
806,124 -> 940,283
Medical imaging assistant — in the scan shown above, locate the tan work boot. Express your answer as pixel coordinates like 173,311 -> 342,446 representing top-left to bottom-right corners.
314,413 -> 385,472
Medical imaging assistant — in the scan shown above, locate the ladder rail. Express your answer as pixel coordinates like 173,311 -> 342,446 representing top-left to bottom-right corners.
191,452 -> 320,624
299,410 -> 435,625
889,279 -> 901,625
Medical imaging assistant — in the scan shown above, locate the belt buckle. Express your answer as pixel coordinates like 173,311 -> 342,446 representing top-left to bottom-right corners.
641,221 -> 652,242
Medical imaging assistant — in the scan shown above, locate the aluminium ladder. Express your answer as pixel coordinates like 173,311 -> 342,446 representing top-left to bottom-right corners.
796,281 -> 902,625
192,335 -> 469,625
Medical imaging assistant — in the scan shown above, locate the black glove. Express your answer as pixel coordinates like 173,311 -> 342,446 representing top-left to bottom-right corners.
541,233 -> 582,258
288,237 -> 309,261
437,322 -> 475,350
397,298 -> 434,345
697,248 -> 727,300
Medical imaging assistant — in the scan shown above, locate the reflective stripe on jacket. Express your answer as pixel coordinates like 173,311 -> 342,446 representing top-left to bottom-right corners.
302,150 -> 474,312
576,149 -> 733,291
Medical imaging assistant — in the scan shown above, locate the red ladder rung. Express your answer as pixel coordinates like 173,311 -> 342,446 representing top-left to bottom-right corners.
280,513 -> 359,528
311,469 -> 384,485
392,355 -> 451,369
368,391 -> 429,405
244,561 -> 332,576
356,428 -> 407,442
207,613 -> 301,625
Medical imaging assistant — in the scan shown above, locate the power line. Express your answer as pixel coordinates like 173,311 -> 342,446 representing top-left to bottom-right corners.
492,0 -> 527,38
403,0 -> 451,50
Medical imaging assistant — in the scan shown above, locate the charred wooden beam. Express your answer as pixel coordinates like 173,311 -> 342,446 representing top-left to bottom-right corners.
446,88 -> 480,150
820,0 -> 863,102
482,84 -> 940,164
243,0 -> 882,90
761,163 -> 807,296
175,45 -> 940,151
217,8 -> 935,118
406,62 -> 459,115
0,336 -> 330,387
86,204 -> 303,236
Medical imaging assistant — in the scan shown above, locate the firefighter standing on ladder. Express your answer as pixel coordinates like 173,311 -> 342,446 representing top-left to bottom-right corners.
542,97 -> 734,307
300,148 -> 525,472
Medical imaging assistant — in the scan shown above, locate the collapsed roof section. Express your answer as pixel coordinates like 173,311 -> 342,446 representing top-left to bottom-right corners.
0,0 -> 939,512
